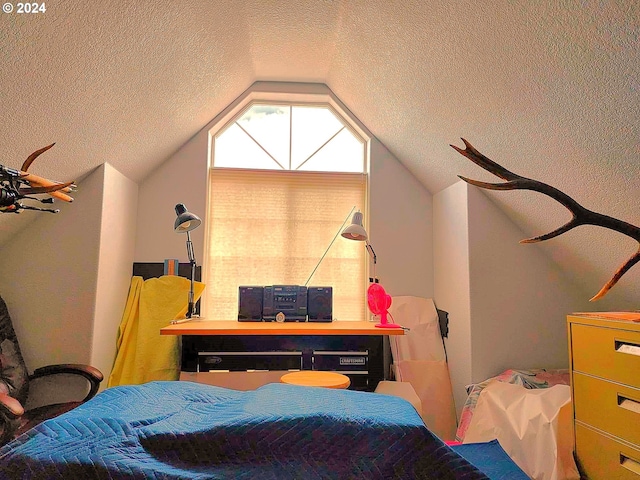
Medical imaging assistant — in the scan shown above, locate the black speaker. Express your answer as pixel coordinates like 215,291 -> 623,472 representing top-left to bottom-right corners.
307,286 -> 333,322
238,286 -> 264,321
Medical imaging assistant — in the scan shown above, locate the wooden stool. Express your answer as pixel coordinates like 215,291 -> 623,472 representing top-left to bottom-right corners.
280,371 -> 351,389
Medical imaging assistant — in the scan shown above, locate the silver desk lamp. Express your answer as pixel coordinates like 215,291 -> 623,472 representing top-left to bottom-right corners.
173,203 -> 202,320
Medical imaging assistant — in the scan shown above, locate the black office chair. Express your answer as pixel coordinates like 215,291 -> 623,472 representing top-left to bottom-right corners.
0,295 -> 103,445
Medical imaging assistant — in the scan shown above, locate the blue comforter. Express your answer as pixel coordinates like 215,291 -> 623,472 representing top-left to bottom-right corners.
0,381 -> 489,479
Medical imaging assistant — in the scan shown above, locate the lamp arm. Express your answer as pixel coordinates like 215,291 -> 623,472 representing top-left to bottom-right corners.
185,231 -> 196,318
304,206 -> 356,286
365,242 -> 376,264
365,242 -> 378,283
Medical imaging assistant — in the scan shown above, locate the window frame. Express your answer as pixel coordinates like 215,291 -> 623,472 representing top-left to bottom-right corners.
213,101 -> 368,173
202,83 -> 373,320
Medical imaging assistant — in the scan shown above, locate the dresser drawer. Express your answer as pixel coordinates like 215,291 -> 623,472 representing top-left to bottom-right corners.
576,422 -> 640,479
574,372 -> 640,446
571,323 -> 640,389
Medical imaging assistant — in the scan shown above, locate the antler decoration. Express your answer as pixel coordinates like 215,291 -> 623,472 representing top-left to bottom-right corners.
19,143 -> 75,201
451,138 -> 640,302
0,143 -> 76,213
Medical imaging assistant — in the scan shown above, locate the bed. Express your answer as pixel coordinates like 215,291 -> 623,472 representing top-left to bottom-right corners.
0,381 -> 527,479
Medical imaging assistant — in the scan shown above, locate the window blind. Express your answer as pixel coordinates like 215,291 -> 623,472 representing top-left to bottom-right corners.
205,168 -> 367,321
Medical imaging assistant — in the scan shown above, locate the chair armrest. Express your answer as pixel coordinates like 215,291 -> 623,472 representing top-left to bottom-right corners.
29,364 -> 104,403
0,393 -> 24,419
0,393 -> 24,445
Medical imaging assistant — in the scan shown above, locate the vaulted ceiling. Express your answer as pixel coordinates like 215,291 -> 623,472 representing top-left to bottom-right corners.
2,0 -> 638,308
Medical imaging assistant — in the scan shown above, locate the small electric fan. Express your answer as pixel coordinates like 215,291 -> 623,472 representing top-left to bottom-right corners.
367,283 -> 401,328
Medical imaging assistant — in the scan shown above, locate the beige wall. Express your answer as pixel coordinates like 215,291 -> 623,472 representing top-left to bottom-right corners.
467,185 -> 592,381
0,82 -> 433,404
134,83 -> 436,314
0,82 -> 597,419
369,139 -> 433,298
134,129 -> 209,264
134,137 -> 434,316
0,163 -> 138,400
434,181 -> 593,418
0,166 -> 103,370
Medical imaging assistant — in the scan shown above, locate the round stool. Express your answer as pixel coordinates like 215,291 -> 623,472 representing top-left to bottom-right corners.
280,371 -> 351,389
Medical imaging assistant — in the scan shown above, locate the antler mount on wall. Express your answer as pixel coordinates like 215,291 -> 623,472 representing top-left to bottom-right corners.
451,138 -> 640,302
0,143 -> 75,214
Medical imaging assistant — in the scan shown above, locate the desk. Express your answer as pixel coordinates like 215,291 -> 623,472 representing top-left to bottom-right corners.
161,321 -> 404,392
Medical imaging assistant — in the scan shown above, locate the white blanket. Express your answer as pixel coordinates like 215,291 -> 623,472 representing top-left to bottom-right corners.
463,381 -> 580,480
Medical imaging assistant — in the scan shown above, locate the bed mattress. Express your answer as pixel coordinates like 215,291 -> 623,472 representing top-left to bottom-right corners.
0,381 -> 491,479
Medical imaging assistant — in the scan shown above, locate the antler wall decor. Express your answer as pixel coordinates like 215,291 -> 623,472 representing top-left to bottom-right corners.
0,143 -> 76,213
451,138 -> 640,302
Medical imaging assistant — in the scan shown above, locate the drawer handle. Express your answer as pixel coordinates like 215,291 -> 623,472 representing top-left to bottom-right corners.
615,340 -> 640,356
618,394 -> 640,414
621,454 -> 640,475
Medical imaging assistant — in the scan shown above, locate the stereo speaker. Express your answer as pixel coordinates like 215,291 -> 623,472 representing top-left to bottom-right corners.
238,286 -> 264,321
307,286 -> 333,322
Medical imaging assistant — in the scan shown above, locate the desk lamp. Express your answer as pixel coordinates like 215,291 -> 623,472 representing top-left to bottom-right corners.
341,211 -> 400,328
174,203 -> 202,319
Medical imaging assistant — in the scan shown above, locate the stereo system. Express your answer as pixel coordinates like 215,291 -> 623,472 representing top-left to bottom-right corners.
237,286 -> 264,321
307,286 -> 333,322
238,285 -> 332,322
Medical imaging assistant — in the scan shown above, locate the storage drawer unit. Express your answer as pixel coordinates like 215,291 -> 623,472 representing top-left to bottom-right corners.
181,334 -> 387,392
571,322 -> 640,389
575,423 -> 640,479
198,351 -> 303,372
312,350 -> 370,391
573,372 -> 640,447
568,314 -> 640,479
312,350 -> 368,372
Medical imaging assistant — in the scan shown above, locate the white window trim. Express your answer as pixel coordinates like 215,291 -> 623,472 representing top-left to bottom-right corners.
207,82 -> 372,172
202,82 -> 374,319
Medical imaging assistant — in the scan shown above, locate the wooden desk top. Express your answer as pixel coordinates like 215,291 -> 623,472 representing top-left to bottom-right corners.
160,320 -> 405,336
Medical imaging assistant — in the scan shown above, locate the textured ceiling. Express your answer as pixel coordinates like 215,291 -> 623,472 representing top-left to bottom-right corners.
1,0 -> 638,308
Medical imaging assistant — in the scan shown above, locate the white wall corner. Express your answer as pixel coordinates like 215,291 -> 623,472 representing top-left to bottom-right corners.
92,163 -> 139,388
433,180 -> 472,419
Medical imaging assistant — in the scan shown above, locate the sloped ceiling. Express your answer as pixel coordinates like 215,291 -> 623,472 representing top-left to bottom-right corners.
1,0 -> 638,308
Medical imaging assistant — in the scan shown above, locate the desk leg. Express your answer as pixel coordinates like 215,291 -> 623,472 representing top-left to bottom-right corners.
383,336 -> 392,380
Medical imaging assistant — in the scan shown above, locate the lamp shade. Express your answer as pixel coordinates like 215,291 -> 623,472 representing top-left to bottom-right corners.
341,211 -> 368,241
174,203 -> 202,232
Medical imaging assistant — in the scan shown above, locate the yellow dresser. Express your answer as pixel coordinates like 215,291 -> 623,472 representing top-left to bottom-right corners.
568,313 -> 640,479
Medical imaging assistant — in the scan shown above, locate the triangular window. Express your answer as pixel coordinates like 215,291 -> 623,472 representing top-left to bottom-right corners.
214,104 -> 365,173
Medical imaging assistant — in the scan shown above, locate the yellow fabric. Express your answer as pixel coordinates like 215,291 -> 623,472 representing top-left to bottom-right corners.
108,275 -> 205,387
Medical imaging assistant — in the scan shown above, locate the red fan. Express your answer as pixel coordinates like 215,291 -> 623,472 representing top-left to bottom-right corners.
367,283 -> 400,328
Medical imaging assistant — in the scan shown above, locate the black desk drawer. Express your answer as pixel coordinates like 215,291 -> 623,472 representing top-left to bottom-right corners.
182,334 -> 386,392
312,350 -> 369,372
312,351 -> 370,391
198,351 -> 303,372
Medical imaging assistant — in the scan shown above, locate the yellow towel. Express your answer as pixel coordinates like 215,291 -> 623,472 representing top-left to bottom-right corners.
108,275 -> 205,387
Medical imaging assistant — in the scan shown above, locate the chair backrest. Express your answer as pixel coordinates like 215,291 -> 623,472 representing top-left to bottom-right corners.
0,296 -> 29,404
